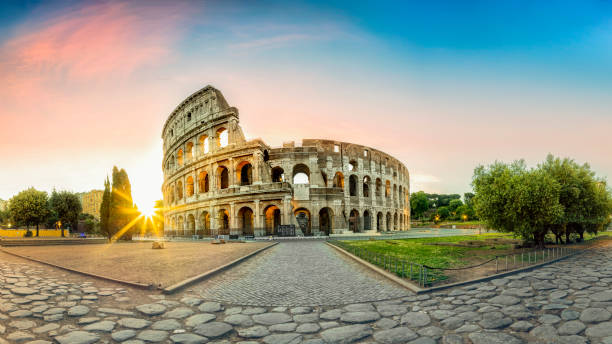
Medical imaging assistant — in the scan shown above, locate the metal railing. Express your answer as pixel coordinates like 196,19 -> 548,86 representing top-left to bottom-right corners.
329,240 -> 580,288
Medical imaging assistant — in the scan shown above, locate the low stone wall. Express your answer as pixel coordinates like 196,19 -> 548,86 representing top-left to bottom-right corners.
0,229 -> 64,237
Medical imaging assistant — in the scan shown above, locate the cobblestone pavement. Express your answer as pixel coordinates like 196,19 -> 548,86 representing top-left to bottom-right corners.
1,243 -> 612,344
192,241 -> 410,306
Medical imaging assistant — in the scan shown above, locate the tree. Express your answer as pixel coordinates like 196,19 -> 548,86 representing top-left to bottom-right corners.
448,199 -> 463,218
472,160 -> 563,248
436,206 -> 450,220
464,193 -> 475,207
9,188 -> 49,236
109,166 -> 137,240
49,190 -> 82,237
100,177 -> 112,240
410,191 -> 429,220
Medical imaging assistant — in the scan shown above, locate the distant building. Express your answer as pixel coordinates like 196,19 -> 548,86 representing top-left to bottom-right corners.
78,190 -> 104,219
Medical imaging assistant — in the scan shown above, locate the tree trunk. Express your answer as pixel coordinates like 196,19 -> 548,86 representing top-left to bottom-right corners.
61,227 -> 65,237
579,230 -> 584,242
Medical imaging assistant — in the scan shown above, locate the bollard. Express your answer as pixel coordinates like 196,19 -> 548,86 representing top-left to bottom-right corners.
496,257 -> 498,273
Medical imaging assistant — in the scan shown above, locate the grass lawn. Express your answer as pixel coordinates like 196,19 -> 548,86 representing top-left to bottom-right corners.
339,233 -> 513,269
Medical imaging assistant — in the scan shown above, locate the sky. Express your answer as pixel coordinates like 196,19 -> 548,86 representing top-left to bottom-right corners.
1,0 -> 611,210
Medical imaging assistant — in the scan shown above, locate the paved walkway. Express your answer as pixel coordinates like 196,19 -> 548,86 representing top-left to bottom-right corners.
0,241 -> 611,344
193,241 -> 410,306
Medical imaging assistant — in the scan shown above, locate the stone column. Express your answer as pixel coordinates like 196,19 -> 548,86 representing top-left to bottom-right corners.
230,202 -> 236,235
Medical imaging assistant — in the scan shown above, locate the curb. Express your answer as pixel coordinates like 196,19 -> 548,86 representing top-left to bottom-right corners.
0,247 -> 153,290
162,242 -> 278,294
326,242 -> 424,293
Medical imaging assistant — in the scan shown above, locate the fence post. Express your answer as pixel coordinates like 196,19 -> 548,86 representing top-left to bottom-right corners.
514,254 -> 516,268
410,263 -> 413,280
505,255 -> 508,271
424,267 -> 428,287
495,257 -> 498,273
522,252 -> 524,267
402,261 -> 405,278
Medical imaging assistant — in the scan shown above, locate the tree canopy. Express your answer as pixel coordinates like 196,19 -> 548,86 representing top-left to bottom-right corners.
109,166 -> 137,240
49,190 -> 82,237
9,188 -> 49,235
472,156 -> 612,247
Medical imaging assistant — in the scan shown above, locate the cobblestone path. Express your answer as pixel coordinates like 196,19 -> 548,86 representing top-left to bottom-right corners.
1,242 -> 612,344
192,241 -> 410,306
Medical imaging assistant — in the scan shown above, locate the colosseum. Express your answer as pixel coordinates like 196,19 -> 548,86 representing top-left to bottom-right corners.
161,86 -> 410,237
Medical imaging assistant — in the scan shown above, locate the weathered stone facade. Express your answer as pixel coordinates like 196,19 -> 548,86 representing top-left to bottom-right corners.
161,86 -> 410,236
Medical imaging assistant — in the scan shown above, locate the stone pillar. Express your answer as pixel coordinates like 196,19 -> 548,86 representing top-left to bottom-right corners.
282,197 -> 291,225
211,206 -> 219,236
229,158 -> 236,187
230,202 -> 237,235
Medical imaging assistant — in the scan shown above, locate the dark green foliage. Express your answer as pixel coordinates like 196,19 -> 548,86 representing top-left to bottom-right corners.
472,156 -> 612,247
109,166 -> 136,240
9,188 -> 49,236
99,176 -> 112,239
410,191 -> 429,220
49,190 -> 82,237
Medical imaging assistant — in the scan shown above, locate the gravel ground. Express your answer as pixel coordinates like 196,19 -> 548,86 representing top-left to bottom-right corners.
2,241 -> 272,287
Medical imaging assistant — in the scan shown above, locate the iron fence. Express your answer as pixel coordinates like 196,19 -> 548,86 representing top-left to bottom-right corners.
328,240 -> 580,288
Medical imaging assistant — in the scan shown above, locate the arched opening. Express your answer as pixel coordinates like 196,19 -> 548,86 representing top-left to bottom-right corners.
319,207 -> 333,235
199,135 -> 209,154
177,181 -> 183,199
333,172 -> 344,188
349,209 -> 360,232
272,167 -> 284,182
168,186 -> 174,204
363,210 -> 371,230
186,176 -> 194,197
294,208 -> 311,235
264,205 -> 281,235
238,207 -> 254,235
321,171 -> 327,186
263,150 -> 269,162
200,211 -> 211,236
398,186 -> 403,205
349,175 -> 358,196
178,216 -> 184,235
292,164 -> 310,184
400,214 -> 404,230
216,128 -> 228,148
217,166 -> 229,189
393,184 -> 397,200
386,212 -> 392,231
385,180 -> 391,198
377,212 -> 383,232
187,214 -> 195,236
177,149 -> 184,166
363,176 -> 371,197
348,159 -> 357,172
237,162 -> 253,186
186,142 -> 194,162
394,213 -> 398,230
218,209 -> 230,235
198,171 -> 209,193
376,178 -> 382,197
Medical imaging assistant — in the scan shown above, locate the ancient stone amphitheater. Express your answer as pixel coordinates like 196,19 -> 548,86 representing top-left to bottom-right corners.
161,86 -> 410,237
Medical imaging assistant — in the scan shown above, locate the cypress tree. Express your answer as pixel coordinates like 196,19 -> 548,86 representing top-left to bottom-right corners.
99,176 -> 111,240
109,166 -> 135,240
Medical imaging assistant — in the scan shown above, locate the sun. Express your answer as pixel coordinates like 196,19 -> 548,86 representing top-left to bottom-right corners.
137,200 -> 156,218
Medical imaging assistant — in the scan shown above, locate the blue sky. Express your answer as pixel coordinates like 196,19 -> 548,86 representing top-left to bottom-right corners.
0,0 -> 610,205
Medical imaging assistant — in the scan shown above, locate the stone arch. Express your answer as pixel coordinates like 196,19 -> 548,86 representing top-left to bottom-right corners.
177,149 -> 184,166
293,164 -> 310,184
376,178 -> 382,197
217,166 -> 229,189
216,127 -> 228,147
237,206 -> 254,235
198,171 -> 209,193
363,210 -> 372,231
319,207 -> 333,235
386,212 -> 392,231
199,135 -> 209,154
363,176 -> 371,197
349,209 -> 360,232
264,205 -> 281,235
218,209 -> 230,235
187,214 -> 195,236
237,161 -> 253,186
186,176 -> 194,197
349,175 -> 358,197
272,167 -> 284,182
393,184 -> 397,200
177,180 -> 183,199
178,215 -> 185,235
294,207 -> 311,235
333,172 -> 344,188
377,212 -> 383,232
348,159 -> 358,172
394,213 -> 398,230
200,211 -> 211,236
186,142 -> 194,162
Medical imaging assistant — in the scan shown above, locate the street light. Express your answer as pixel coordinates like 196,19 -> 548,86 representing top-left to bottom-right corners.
462,214 -> 468,222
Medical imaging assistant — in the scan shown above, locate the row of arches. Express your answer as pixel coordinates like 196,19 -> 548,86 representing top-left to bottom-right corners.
165,204 -> 407,237
165,127 -> 229,171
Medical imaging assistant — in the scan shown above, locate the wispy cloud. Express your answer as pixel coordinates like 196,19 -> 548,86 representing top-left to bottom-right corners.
229,33 -> 318,50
